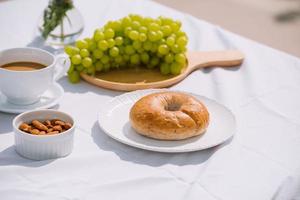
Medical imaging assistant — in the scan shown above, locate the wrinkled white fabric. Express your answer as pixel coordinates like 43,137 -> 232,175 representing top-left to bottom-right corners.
0,0 -> 300,199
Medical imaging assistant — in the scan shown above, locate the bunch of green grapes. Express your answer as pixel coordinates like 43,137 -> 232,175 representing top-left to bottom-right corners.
65,14 -> 188,83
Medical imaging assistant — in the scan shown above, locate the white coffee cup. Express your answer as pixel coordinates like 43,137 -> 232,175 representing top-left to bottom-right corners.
0,47 -> 70,105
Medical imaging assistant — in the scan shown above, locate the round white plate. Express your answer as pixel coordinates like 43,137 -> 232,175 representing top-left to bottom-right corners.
98,89 -> 236,153
0,83 -> 64,114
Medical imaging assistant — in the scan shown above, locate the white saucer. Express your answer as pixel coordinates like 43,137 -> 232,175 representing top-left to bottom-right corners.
98,89 -> 236,153
0,83 -> 64,114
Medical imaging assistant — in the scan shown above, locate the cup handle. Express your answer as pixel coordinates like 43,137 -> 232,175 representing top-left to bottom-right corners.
54,55 -> 71,81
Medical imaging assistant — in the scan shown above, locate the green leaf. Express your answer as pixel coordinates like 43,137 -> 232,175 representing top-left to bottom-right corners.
42,0 -> 73,39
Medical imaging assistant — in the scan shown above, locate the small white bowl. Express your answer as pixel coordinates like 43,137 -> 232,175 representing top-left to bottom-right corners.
13,109 -> 75,160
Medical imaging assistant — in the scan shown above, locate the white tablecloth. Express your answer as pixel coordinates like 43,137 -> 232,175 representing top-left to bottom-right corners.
1,0 -> 300,199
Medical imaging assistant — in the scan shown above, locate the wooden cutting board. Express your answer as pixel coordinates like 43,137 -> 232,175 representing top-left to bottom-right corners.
80,50 -> 244,91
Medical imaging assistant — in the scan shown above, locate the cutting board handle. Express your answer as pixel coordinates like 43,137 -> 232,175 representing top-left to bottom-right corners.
186,50 -> 244,72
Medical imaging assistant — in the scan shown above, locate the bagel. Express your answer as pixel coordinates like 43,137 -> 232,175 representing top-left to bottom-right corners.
129,91 -> 209,140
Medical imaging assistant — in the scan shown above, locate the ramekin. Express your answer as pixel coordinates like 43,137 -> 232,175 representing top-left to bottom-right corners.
13,109 -> 75,160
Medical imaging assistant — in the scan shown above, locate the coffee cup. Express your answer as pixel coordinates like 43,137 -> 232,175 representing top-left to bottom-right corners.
0,47 -> 70,105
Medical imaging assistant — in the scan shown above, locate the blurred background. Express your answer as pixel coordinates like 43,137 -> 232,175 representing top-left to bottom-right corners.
154,0 -> 300,57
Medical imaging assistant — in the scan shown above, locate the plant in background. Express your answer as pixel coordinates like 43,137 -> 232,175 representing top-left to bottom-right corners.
275,0 -> 300,22
42,0 -> 73,39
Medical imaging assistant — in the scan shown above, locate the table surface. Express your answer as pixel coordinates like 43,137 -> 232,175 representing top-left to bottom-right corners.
1,0 -> 300,199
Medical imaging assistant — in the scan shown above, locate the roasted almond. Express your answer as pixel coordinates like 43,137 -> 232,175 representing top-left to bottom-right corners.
53,125 -> 62,132
55,120 -> 65,126
30,129 -> 40,135
47,131 -> 59,135
32,120 -> 48,131
40,131 -> 46,135
64,123 -> 72,130
19,123 -> 32,132
47,128 -> 53,133
44,120 -> 51,126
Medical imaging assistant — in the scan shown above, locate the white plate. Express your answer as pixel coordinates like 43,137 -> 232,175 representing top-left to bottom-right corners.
0,83 -> 64,114
98,89 -> 236,153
